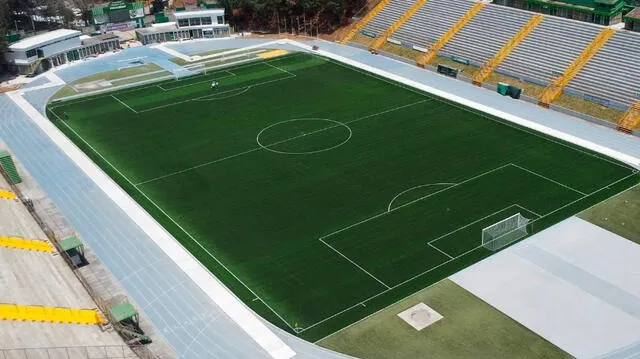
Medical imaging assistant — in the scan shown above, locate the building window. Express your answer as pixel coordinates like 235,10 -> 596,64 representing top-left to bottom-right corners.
178,19 -> 189,27
217,16 -> 224,24
189,17 -> 201,26
201,17 -> 212,25
26,49 -> 37,58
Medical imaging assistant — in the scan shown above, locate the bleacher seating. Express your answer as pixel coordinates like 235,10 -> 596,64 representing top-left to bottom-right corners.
566,31 -> 640,106
439,5 -> 533,66
498,17 -> 602,86
392,0 -> 475,48
348,0 -> 640,116
362,0 -> 416,36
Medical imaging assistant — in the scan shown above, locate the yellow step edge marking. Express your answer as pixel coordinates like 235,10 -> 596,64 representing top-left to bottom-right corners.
473,14 -> 544,85
257,49 -> 289,59
0,236 -> 54,253
0,189 -> 17,200
0,304 -> 105,324
617,100 -> 640,132
416,2 -> 485,67
539,28 -> 615,106
370,0 -> 431,52
341,0 -> 394,45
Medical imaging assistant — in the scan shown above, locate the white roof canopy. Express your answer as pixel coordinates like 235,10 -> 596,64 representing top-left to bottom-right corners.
9,29 -> 81,51
174,9 -> 224,18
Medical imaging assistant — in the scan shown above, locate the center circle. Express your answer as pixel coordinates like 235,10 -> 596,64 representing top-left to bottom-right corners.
256,118 -> 352,155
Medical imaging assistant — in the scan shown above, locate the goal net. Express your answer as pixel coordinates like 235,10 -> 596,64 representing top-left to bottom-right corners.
173,64 -> 205,80
482,213 -> 530,251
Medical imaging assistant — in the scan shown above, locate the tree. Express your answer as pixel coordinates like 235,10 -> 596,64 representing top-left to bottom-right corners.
61,7 -> 76,28
151,0 -> 166,14
220,0 -> 363,34
0,0 -> 10,71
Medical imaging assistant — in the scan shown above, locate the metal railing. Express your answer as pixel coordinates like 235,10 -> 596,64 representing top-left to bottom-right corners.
0,164 -> 160,359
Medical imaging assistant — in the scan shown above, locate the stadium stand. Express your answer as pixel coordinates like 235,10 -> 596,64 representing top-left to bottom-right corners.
392,0 -> 475,50
496,16 -> 603,86
618,101 -> 640,133
439,5 -> 534,67
0,146 -> 174,358
362,0 -> 416,37
0,235 -> 54,252
472,14 -> 544,85
343,0 -> 640,130
0,189 -> 17,200
565,31 -> 640,107
369,0 -> 431,52
416,1 -> 485,66
0,171 -> 132,355
539,28 -> 615,106
341,0 -> 394,44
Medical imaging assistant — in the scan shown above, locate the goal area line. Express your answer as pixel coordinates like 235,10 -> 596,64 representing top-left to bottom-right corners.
301,168 -> 635,335
47,53 -> 305,111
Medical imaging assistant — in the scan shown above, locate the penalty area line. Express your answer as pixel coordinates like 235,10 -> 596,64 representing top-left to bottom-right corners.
111,94 -> 138,114
319,238 -> 391,289
263,61 -> 297,77
510,163 -> 587,196
302,172 -> 640,335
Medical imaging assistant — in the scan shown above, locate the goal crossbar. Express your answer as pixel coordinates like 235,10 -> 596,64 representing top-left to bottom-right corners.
482,213 -> 530,251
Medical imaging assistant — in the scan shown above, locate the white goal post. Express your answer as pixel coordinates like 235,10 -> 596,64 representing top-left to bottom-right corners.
173,63 -> 206,80
482,213 -> 530,251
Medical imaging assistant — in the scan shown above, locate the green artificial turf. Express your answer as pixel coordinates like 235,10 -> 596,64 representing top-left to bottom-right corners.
47,52 -> 639,341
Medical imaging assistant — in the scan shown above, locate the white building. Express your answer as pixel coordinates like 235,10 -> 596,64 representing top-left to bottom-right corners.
4,29 -> 120,75
136,9 -> 230,45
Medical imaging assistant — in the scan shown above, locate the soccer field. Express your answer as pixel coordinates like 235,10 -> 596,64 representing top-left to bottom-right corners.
47,52 -> 639,341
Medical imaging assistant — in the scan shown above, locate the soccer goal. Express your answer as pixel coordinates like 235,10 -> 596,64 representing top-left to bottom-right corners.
173,63 -> 205,80
481,213 -> 530,251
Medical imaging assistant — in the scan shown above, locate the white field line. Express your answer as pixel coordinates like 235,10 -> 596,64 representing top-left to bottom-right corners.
319,238 -> 390,289
298,234 -> 494,333
428,242 -> 453,259
263,61 -> 296,77
156,84 -> 167,92
44,41 -> 640,339
511,163 -> 587,196
136,99 -> 428,186
520,204 -> 542,218
42,104 -> 297,356
537,171 -> 638,221
138,74 -> 296,113
193,86 -> 252,102
387,183 -> 456,212
300,171 -> 638,334
111,95 -> 138,114
48,55 -> 303,109
427,204 -> 537,245
56,111 -> 296,328
319,163 -> 513,242
290,40 -> 640,169
193,85 -> 252,101
135,147 -> 262,186
160,71 -> 237,92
